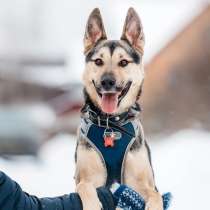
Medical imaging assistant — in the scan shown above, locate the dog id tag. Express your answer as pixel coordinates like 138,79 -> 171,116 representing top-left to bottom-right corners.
104,130 -> 115,147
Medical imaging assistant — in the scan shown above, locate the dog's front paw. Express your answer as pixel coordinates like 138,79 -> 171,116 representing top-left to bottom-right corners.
80,197 -> 103,210
76,182 -> 103,210
145,196 -> 163,210
83,200 -> 103,210
80,201 -> 103,210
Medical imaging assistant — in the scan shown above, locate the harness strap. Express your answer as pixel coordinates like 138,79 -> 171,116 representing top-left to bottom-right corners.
80,117 -> 143,187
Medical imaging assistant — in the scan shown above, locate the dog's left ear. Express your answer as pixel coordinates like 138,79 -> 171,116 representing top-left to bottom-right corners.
84,8 -> 107,54
121,8 -> 145,54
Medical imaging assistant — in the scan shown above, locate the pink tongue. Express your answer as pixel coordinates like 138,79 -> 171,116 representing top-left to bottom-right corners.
101,93 -> 118,114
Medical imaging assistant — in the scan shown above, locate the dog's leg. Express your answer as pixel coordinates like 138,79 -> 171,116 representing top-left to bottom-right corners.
124,143 -> 163,210
75,142 -> 106,210
76,181 -> 102,210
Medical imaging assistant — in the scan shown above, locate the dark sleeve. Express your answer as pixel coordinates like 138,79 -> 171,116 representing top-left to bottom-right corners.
0,171 -> 115,210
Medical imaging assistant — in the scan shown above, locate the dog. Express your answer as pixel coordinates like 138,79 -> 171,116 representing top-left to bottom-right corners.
74,7 -> 163,210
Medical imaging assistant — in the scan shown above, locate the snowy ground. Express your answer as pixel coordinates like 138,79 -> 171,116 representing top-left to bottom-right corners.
1,129 -> 210,209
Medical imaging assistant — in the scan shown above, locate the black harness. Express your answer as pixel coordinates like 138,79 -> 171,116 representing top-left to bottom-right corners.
79,103 -> 144,187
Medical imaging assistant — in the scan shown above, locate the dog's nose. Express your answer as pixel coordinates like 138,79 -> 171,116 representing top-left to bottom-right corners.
100,73 -> 116,90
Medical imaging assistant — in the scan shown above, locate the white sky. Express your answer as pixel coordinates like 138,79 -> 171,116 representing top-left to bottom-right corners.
0,0 -> 208,84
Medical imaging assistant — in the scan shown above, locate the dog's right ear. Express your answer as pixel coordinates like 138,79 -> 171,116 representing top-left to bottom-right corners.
84,8 -> 107,54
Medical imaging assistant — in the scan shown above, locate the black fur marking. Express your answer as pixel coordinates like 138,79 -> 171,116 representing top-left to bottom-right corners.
130,134 -> 142,151
145,140 -> 152,166
82,88 -> 95,109
85,38 -> 105,62
82,88 -> 103,114
130,50 -> 140,64
80,136 -> 92,149
74,141 -> 79,162
103,41 -> 119,56
83,141 -> 92,149
75,139 -> 92,163
85,40 -> 141,64
120,39 -> 141,64
105,40 -> 140,64
144,140 -> 158,192
136,81 -> 144,101
85,48 -> 97,62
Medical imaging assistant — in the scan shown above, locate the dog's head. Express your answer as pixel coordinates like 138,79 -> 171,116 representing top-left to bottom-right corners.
83,8 -> 145,114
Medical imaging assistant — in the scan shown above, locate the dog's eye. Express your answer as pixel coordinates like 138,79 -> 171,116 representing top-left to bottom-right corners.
119,59 -> 129,67
94,58 -> 104,66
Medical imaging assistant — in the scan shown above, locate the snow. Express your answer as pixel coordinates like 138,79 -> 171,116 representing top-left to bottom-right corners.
1,129 -> 210,209
0,134 -> 76,196
151,130 -> 210,209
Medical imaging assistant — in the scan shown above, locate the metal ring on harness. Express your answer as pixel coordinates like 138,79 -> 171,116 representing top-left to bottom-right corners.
98,116 -> 101,127
106,117 -> 109,128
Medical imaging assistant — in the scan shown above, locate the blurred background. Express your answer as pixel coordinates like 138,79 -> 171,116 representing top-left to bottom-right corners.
0,0 -> 210,209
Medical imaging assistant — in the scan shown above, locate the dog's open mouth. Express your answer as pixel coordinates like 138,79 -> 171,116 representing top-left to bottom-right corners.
93,81 -> 132,114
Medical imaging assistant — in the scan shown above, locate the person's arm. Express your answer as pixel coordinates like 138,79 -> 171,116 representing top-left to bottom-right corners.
0,171 -> 172,210
0,171 -> 115,210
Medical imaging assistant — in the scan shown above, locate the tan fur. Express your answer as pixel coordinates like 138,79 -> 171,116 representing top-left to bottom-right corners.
76,7 -> 163,210
76,182 -> 102,210
75,143 -> 106,186
75,141 -> 106,210
124,145 -> 163,210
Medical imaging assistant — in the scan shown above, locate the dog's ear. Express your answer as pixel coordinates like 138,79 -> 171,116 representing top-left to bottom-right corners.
121,8 -> 145,54
84,8 -> 107,54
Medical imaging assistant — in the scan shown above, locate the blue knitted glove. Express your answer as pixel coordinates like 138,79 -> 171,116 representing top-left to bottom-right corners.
110,183 -> 172,210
